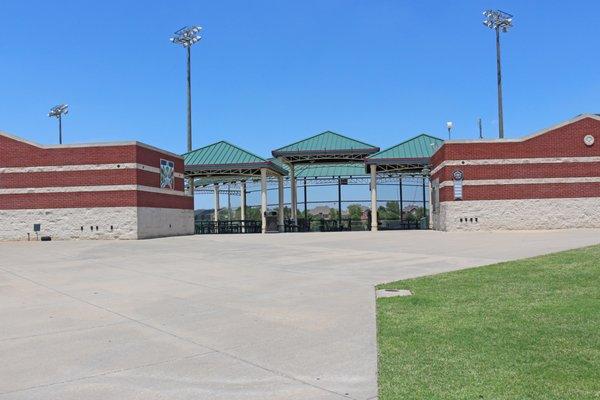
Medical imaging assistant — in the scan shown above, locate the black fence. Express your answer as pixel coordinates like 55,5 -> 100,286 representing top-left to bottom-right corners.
195,220 -> 261,234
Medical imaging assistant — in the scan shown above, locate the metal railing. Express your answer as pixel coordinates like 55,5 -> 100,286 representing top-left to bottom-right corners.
195,220 -> 261,234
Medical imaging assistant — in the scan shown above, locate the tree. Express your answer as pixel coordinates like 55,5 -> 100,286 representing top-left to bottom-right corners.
347,204 -> 363,221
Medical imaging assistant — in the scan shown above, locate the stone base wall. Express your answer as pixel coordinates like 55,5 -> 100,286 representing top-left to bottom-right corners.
0,207 -> 194,241
137,207 -> 194,239
432,197 -> 600,231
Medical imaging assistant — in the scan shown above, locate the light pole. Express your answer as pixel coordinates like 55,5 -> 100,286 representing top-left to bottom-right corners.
170,25 -> 202,152
483,9 -> 513,139
446,121 -> 453,140
48,104 -> 69,144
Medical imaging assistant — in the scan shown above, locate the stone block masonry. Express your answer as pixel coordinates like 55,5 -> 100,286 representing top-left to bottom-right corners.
0,131 -> 194,240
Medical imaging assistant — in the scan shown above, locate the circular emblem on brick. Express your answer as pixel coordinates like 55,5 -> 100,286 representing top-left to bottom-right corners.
453,170 -> 464,181
584,134 -> 595,146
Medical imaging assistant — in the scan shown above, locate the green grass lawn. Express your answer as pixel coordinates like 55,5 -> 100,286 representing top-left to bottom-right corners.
377,245 -> 600,400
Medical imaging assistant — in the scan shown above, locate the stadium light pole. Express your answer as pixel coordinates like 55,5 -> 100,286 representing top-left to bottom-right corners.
170,25 -> 202,152
48,104 -> 69,144
483,9 -> 513,139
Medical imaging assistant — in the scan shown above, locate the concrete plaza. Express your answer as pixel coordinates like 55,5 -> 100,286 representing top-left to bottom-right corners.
1,230 -> 599,399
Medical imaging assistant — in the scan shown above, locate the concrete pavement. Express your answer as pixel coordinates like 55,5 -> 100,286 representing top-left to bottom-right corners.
1,229 -> 599,399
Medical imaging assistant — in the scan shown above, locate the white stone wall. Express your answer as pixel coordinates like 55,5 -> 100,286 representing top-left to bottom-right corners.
137,207 -> 194,239
433,197 -> 600,231
0,207 -> 138,241
0,207 -> 194,241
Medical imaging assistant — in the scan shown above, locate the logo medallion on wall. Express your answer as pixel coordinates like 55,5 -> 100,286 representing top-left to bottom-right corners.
453,170 -> 464,200
160,159 -> 175,189
584,135 -> 595,147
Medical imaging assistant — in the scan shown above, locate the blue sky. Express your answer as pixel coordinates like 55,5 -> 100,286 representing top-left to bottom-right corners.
2,0 -> 600,159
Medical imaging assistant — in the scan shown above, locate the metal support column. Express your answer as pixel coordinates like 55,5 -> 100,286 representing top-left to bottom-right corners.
495,26 -> 505,139
399,176 -> 404,223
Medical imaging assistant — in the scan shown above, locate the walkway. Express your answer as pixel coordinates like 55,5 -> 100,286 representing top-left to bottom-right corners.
1,230 -> 599,399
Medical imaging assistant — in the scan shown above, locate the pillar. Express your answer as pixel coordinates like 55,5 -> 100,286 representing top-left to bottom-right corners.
399,176 -> 404,224
290,163 -> 298,224
303,177 -> 308,219
260,168 -> 268,234
240,181 -> 247,233
428,177 -> 433,230
227,184 -> 232,220
214,184 -> 220,234
337,177 -> 342,229
213,184 -> 220,222
370,165 -> 378,232
278,175 -> 284,232
422,177 -> 427,228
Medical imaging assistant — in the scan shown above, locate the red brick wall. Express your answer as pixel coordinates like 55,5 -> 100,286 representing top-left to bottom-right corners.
0,191 -> 193,210
431,116 -> 600,202
0,133 -> 190,210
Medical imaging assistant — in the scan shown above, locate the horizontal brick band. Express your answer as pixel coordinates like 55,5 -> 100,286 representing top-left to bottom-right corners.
0,184 -> 190,196
0,163 -> 184,178
0,190 -> 193,210
1,135 -> 185,169
431,117 -> 600,167
433,162 -> 600,182
439,182 -> 600,202
439,177 -> 600,188
0,169 -> 184,191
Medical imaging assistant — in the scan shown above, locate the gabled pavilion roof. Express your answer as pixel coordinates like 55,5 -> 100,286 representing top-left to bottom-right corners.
183,141 -> 287,179
366,134 -> 444,173
184,140 -> 265,165
272,131 -> 379,163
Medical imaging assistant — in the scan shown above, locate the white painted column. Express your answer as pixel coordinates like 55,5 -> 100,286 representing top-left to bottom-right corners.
260,168 -> 268,234
240,181 -> 247,233
213,184 -> 220,222
214,184 -> 220,234
188,176 -> 195,208
278,175 -> 284,232
427,177 -> 433,230
370,165 -> 378,232
290,163 -> 298,223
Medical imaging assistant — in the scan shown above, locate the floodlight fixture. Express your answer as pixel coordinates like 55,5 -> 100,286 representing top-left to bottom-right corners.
170,25 -> 203,153
482,9 -> 514,139
48,104 -> 69,144
482,10 -> 513,32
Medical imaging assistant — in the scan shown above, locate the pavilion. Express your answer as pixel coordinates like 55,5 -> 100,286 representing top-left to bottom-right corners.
365,134 -> 444,230
184,132 -> 444,234
271,131 -> 379,225
183,141 -> 287,233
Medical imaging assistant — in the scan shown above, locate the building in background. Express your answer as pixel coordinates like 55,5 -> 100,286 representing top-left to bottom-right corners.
430,114 -> 600,231
0,132 -> 194,240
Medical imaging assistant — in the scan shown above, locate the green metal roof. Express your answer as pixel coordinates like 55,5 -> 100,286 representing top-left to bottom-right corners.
273,131 -> 378,154
367,134 -> 444,160
183,141 -> 267,165
269,158 -> 368,177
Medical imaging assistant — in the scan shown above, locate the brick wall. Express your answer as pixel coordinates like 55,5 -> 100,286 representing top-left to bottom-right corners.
430,115 -> 600,202
0,133 -> 191,210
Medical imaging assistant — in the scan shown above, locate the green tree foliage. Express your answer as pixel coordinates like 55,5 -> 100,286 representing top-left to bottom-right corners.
347,204 -> 363,221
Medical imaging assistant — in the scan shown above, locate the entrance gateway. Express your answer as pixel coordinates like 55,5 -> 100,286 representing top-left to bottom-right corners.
185,131 -> 444,234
